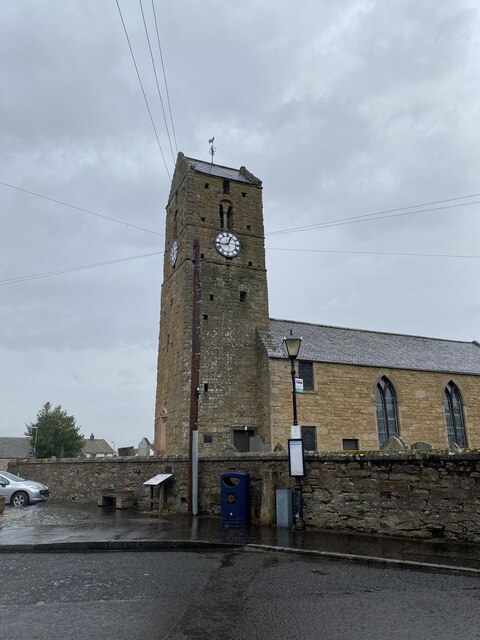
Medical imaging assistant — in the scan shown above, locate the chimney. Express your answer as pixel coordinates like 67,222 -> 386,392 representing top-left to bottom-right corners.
90,433 -> 95,440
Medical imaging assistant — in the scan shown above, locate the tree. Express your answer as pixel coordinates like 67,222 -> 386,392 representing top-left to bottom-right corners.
25,402 -> 85,458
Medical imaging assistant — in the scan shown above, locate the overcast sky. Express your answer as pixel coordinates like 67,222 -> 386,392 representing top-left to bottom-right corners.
1,0 -> 479,449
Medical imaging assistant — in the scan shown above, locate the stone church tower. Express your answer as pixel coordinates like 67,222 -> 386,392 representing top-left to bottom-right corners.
154,153 -> 269,454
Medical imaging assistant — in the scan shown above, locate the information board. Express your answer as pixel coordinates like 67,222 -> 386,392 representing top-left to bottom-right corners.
288,439 -> 305,477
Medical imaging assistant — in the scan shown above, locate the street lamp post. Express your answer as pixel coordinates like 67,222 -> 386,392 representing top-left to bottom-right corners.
32,426 -> 39,457
283,330 -> 305,530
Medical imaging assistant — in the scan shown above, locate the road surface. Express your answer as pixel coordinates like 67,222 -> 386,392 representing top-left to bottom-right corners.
1,550 -> 479,639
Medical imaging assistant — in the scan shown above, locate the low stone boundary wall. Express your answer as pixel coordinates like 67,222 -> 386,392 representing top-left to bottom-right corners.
12,451 -> 480,543
0,458 -> 15,471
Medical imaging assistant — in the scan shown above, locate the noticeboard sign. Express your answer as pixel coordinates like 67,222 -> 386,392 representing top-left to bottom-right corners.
290,424 -> 301,439
288,439 -> 305,477
295,378 -> 304,393
143,473 -> 173,486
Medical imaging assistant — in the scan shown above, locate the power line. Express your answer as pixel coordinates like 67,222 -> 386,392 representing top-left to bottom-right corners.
267,247 -> 480,260
0,251 -> 164,286
115,0 -> 171,180
139,0 -> 176,164
4,174 -> 479,243
151,0 -> 178,154
267,193 -> 480,237
0,180 -> 163,237
3,244 -> 479,288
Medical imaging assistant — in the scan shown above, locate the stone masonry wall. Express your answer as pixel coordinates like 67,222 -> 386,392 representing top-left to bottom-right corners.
269,360 -> 480,451
13,451 -> 480,543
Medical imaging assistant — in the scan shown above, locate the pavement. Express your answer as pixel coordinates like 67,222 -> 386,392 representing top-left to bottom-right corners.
1,502 -> 480,574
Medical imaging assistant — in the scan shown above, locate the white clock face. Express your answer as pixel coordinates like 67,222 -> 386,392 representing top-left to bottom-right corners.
170,240 -> 178,267
214,231 -> 241,258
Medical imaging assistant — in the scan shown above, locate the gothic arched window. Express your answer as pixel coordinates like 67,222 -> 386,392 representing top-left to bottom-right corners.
219,203 -> 232,229
443,381 -> 467,448
375,376 -> 399,447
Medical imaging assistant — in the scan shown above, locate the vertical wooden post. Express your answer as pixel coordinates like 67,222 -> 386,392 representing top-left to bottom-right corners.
188,240 -> 201,514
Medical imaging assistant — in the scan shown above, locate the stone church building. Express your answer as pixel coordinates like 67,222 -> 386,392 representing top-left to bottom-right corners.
154,153 -> 480,455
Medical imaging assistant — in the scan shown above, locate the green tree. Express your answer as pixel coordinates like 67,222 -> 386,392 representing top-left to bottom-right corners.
25,402 -> 85,458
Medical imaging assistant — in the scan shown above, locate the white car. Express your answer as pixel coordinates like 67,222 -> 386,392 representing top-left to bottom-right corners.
0,471 -> 49,506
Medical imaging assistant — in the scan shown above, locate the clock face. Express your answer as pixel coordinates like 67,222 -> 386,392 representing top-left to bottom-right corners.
214,231 -> 241,258
170,240 -> 178,267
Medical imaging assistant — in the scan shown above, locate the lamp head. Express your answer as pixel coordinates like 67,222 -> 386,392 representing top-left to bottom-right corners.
282,329 -> 302,359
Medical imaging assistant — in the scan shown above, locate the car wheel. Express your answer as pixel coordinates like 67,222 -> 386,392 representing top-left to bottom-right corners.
11,491 -> 29,507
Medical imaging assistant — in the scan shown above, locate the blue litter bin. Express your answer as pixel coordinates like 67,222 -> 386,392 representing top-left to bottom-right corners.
220,471 -> 250,525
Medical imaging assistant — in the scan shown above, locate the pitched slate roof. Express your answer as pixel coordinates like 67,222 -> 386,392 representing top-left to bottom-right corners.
261,319 -> 480,376
82,438 -> 115,456
0,437 -> 31,458
185,156 -> 259,185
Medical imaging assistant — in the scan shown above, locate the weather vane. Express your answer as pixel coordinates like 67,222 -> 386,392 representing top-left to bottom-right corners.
209,137 -> 216,163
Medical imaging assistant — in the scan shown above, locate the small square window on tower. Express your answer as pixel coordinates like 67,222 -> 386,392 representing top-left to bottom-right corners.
223,179 -> 230,195
240,291 -> 247,302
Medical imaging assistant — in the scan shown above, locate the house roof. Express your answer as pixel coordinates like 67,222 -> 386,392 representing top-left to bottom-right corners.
185,156 -> 260,185
82,439 -> 114,455
0,437 -> 31,459
137,437 -> 154,455
261,319 -> 480,376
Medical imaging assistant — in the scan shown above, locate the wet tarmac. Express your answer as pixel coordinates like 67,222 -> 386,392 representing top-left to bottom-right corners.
1,502 -> 480,572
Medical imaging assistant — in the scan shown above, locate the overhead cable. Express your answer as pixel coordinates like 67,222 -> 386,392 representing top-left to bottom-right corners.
115,0 -> 171,180
267,247 -> 480,259
4,178 -> 480,242
3,177 -> 480,244
0,180 -> 163,237
139,0 -> 176,164
0,251 -> 164,286
267,193 -> 480,237
151,0 -> 178,154
3,246 -> 480,288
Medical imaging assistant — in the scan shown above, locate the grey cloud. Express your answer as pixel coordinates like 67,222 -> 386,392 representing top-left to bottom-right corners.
1,0 -> 479,447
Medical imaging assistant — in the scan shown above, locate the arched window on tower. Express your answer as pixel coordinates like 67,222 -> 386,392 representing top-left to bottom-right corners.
219,203 -> 232,229
375,376 -> 399,447
443,381 -> 467,448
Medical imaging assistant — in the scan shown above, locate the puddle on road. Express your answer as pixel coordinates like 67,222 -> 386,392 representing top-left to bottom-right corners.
262,555 -> 279,568
220,553 -> 236,568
